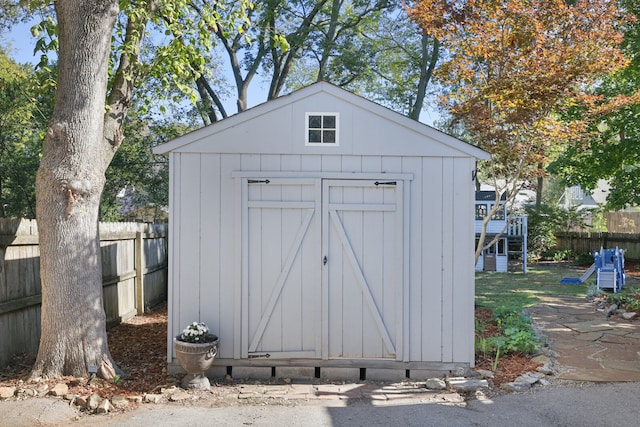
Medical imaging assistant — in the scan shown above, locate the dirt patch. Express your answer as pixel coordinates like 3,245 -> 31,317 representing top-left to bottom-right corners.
624,260 -> 640,277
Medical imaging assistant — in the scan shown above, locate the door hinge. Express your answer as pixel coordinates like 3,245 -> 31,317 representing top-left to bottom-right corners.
247,353 -> 271,359
374,181 -> 396,186
323,256 -> 327,265
248,179 -> 270,184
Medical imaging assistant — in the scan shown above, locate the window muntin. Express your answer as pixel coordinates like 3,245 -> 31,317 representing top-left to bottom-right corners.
306,113 -> 339,145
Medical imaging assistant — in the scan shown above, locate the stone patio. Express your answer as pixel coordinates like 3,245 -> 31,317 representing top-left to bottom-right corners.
528,295 -> 640,382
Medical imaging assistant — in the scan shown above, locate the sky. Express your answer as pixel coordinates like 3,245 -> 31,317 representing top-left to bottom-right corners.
1,17 -> 268,118
3,19 -> 40,65
2,17 -> 438,126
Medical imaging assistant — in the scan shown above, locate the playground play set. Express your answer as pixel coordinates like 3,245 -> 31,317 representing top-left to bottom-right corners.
561,247 -> 626,292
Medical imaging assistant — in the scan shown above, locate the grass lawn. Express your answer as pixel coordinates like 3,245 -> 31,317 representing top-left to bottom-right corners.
474,263 -> 594,382
475,263 -> 592,312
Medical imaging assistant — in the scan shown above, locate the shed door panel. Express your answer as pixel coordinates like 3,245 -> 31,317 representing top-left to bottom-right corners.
323,180 -> 402,359
244,179 -> 320,358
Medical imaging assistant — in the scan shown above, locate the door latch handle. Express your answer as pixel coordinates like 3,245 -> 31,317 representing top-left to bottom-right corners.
323,256 -> 327,265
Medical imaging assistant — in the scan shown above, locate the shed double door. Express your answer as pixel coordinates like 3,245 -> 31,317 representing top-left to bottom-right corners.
242,178 -> 402,360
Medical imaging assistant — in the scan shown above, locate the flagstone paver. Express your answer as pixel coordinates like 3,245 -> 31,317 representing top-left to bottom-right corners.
563,320 -> 615,333
529,296 -> 640,382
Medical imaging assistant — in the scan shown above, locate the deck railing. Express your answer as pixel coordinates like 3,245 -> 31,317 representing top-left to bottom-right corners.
507,216 -> 528,236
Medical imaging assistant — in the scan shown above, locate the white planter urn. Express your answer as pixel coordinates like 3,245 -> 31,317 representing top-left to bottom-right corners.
174,335 -> 219,390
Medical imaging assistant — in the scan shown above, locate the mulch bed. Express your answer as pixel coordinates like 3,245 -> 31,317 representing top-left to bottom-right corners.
473,307 -> 542,386
0,305 -> 177,400
0,303 -> 538,395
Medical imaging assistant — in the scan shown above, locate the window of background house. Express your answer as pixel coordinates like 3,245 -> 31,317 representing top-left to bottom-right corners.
498,239 -> 506,255
491,204 -> 506,220
475,204 -> 487,220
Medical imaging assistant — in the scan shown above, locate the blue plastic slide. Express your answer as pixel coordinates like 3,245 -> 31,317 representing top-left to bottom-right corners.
560,263 -> 596,285
560,247 -> 626,292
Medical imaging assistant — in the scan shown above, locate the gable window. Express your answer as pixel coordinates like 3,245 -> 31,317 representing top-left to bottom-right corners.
306,112 -> 339,145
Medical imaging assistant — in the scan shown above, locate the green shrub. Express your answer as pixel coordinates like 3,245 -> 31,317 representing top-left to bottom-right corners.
493,309 -> 539,354
553,249 -> 574,262
524,204 -> 587,260
576,252 -> 595,266
607,287 -> 640,312
476,309 -> 539,357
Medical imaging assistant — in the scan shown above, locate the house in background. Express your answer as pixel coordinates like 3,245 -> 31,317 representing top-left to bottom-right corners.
558,182 -> 640,233
559,182 -> 610,211
116,186 -> 168,223
154,82 -> 489,381
475,191 -> 528,273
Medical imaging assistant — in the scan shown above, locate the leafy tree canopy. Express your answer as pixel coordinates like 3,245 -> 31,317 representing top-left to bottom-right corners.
409,0 -> 629,170
0,48 -> 50,218
549,0 -> 640,210
409,0 -> 631,261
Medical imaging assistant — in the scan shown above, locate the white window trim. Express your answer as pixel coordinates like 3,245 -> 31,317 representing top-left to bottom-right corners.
305,112 -> 340,146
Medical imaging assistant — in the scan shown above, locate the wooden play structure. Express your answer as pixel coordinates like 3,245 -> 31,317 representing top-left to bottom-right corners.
474,191 -> 528,273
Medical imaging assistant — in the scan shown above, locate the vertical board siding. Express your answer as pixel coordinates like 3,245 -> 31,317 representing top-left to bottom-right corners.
169,150 -> 476,368
452,157 -> 475,364
0,219 -> 168,367
199,154 -> 222,347
281,155 -> 302,172
403,156 -> 423,362
441,158 -> 455,362
300,154 -> 321,172
176,153 -> 201,343
362,156 -> 382,173
419,157 -> 445,361
218,154 -> 240,359
167,153 -> 179,358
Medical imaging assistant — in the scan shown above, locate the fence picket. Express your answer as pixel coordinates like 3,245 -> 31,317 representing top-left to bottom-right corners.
0,219 -> 168,367
555,231 -> 640,261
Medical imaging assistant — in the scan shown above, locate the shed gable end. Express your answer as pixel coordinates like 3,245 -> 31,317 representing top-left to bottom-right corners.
154,82 -> 488,160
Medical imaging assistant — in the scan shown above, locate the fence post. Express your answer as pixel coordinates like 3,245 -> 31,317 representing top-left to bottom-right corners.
135,231 -> 145,315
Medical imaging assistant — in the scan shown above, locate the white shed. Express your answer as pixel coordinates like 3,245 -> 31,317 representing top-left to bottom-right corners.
154,82 -> 489,381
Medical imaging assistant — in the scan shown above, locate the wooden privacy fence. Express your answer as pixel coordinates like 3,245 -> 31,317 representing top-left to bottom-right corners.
567,211 -> 640,233
604,212 -> 640,233
0,219 -> 168,368
555,231 -> 640,261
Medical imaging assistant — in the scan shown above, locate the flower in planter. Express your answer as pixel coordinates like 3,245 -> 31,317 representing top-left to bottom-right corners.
180,322 -> 214,343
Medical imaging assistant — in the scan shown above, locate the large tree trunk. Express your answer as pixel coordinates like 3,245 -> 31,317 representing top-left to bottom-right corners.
32,0 -> 120,380
536,162 -> 544,208
409,35 -> 439,121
